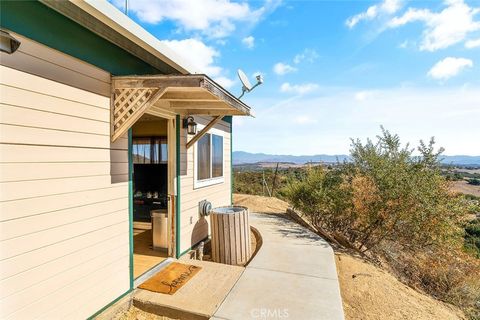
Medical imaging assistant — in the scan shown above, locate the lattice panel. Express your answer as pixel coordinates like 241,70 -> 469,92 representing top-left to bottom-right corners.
111,88 -> 155,141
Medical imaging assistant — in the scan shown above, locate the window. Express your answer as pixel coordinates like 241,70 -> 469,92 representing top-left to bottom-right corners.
212,135 -> 223,177
133,137 -> 167,164
195,131 -> 224,188
197,134 -> 211,180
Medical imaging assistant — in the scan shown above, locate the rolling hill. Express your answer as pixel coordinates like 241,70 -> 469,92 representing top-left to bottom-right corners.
233,151 -> 480,166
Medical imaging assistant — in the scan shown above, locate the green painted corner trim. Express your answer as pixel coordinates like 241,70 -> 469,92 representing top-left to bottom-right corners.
222,115 -> 233,124
230,119 -> 233,205
128,129 -> 134,289
175,115 -> 181,258
87,288 -> 132,320
0,1 -> 159,75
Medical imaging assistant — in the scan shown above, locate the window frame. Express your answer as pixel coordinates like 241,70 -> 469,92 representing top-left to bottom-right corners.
193,125 -> 225,189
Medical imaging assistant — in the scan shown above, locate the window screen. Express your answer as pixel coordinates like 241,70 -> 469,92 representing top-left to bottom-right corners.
212,135 -> 223,178
133,138 -> 151,164
197,133 -> 211,180
133,137 -> 167,164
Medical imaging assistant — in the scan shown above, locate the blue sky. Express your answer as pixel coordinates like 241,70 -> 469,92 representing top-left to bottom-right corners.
111,0 -> 480,155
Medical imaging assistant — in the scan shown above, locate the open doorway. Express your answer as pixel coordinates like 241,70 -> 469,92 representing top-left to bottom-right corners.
131,114 -> 172,279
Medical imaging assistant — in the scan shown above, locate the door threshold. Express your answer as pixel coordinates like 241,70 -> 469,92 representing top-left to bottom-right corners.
134,257 -> 174,288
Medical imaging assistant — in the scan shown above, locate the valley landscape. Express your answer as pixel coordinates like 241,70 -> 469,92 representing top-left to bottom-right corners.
233,130 -> 480,319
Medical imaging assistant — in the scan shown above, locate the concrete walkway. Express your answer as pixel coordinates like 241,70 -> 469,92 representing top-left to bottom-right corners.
212,213 -> 345,320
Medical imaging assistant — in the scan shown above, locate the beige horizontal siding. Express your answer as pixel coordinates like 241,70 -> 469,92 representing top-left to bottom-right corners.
0,35 -> 129,319
0,84 -> 109,121
0,32 -> 110,96
1,103 -> 109,135
0,198 -> 127,241
179,116 -> 231,253
0,184 -> 127,221
0,162 -> 118,182
0,232 -> 126,299
0,221 -> 128,280
0,144 -> 127,163
0,123 -> 127,149
39,260 -> 129,320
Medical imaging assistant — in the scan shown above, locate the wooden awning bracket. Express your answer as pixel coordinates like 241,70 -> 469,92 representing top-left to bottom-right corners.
186,115 -> 224,149
111,86 -> 166,141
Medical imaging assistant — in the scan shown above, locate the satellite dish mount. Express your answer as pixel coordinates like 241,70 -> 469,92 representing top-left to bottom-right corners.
237,69 -> 263,99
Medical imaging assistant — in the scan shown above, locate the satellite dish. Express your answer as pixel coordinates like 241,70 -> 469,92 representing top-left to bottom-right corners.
237,69 -> 263,99
237,69 -> 252,91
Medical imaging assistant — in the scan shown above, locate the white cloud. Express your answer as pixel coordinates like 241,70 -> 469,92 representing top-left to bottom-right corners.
112,0 -> 281,38
346,0 -> 403,28
388,0 -> 480,51
273,62 -> 297,75
294,115 -> 318,124
161,38 -> 235,88
293,49 -> 319,64
160,38 -> 222,76
354,90 -> 377,101
465,38 -> 480,48
280,82 -> 319,94
427,57 -> 473,80
214,76 -> 236,89
242,36 -> 255,49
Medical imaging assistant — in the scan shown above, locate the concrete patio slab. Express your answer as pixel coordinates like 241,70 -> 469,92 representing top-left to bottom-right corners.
248,245 -> 339,280
214,267 -> 343,320
213,212 -> 345,320
133,259 -> 244,320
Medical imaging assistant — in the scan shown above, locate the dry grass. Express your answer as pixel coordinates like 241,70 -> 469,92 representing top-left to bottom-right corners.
113,306 -> 176,320
336,252 -> 466,320
233,193 -> 289,214
451,180 -> 480,197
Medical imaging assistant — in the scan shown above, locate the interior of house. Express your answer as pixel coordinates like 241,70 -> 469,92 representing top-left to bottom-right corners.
131,115 -> 169,279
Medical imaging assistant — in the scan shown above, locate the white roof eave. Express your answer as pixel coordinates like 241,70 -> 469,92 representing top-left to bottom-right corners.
69,0 -> 200,75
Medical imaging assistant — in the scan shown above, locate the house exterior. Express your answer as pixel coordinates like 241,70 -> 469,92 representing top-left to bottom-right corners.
0,1 -> 251,319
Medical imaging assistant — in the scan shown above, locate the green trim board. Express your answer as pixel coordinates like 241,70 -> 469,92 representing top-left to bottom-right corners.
128,129 -> 134,290
0,1 -> 159,76
175,115 -> 181,258
87,288 -> 132,320
229,118 -> 234,205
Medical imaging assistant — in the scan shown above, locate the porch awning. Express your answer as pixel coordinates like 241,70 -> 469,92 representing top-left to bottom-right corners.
111,74 -> 252,141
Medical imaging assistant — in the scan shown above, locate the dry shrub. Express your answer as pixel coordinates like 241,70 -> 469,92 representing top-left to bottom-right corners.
285,128 -> 480,318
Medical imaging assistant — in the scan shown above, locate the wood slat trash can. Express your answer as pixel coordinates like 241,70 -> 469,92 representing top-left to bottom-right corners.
210,206 -> 251,265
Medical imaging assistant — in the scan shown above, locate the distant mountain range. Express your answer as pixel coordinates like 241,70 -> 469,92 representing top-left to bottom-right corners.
233,151 -> 480,166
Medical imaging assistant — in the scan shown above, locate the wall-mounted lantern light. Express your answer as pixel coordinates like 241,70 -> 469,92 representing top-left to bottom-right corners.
183,116 -> 197,135
0,30 -> 21,54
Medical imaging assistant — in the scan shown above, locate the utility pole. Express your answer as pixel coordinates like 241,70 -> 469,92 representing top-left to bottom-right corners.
262,170 -> 271,197
271,162 -> 279,197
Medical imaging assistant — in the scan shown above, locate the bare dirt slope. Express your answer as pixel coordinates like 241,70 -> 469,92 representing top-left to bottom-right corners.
113,306 -> 175,320
234,193 -> 465,320
336,253 -> 465,320
451,180 -> 480,197
233,193 -> 289,214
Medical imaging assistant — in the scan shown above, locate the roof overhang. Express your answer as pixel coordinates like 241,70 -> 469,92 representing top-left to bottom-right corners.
41,0 -> 197,75
111,74 -> 252,141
